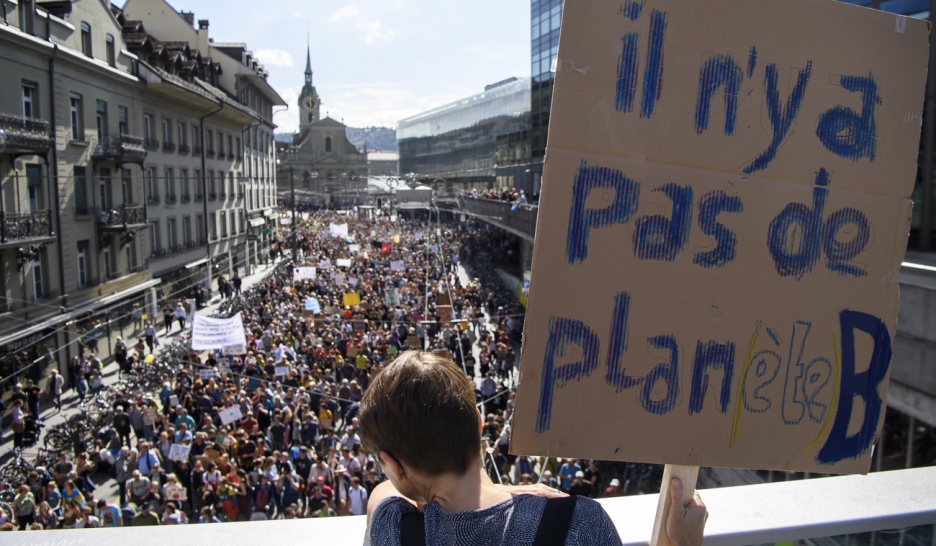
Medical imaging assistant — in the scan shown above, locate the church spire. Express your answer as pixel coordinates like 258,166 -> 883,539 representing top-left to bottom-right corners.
304,34 -> 312,84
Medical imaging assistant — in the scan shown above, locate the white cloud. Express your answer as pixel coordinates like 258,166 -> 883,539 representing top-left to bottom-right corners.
254,49 -> 294,68
329,4 -> 393,44
317,83 -> 469,128
330,5 -> 360,23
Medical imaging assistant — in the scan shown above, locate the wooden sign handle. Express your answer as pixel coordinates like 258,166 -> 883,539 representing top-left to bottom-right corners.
650,465 -> 700,546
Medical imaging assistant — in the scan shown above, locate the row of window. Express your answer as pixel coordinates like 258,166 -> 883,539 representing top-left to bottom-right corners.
143,114 -> 241,159
150,209 -> 247,255
74,241 -> 136,291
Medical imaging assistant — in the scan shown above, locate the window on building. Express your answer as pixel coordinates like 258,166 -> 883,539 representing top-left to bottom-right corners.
99,168 -> 110,211
220,211 -> 227,237
22,81 -> 37,118
105,34 -> 116,67
229,213 -> 235,236
19,0 -> 34,35
164,169 -> 174,199
192,126 -> 199,149
150,222 -> 159,254
77,241 -> 89,288
118,106 -> 128,135
103,247 -> 111,280
80,22 -> 92,57
26,164 -> 41,213
206,129 -> 213,152
325,137 -> 332,152
208,171 -> 215,195
236,137 -> 241,157
228,135 -> 233,158
210,213 -> 217,239
180,170 -> 188,198
178,122 -> 186,146
146,167 -> 156,201
70,94 -> 83,140
144,114 -> 153,145
167,219 -> 175,249
75,166 -> 88,214
126,245 -> 133,271
196,214 -> 203,243
32,259 -> 43,300
162,118 -> 170,145
96,100 -> 107,140
121,169 -> 132,203
182,217 -> 190,246
218,133 -> 224,156
194,170 -> 202,199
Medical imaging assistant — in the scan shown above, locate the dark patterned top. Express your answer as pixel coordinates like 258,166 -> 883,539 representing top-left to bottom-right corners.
369,494 -> 623,546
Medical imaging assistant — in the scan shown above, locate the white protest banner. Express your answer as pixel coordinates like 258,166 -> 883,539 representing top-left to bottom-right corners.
199,369 -> 218,380
305,297 -> 321,314
336,259 -> 353,268
168,443 -> 190,463
511,0 -> 928,477
349,244 -> 361,254
390,215 -> 397,222
348,277 -> 359,287
390,260 -> 405,272
280,218 -> 290,225
218,406 -> 243,426
335,273 -> 346,286
429,245 -> 439,254
275,365 -> 290,377
319,259 -> 331,269
168,395 -> 179,408
301,212 -> 310,220
143,407 -> 157,426
329,223 -> 349,237
191,312 -> 247,351
370,230 -> 376,236
293,267 -> 317,282
222,344 -> 246,356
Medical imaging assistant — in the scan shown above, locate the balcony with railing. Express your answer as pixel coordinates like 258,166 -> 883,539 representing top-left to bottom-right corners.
96,204 -> 147,232
0,112 -> 53,154
193,145 -> 203,155
217,151 -> 226,160
206,148 -> 215,158
91,134 -> 147,165
144,137 -> 159,151
458,196 -> 537,242
163,141 -> 176,152
0,210 -> 55,248
208,192 -> 218,201
147,191 -> 160,205
165,193 -> 177,204
178,143 -> 191,154
180,193 -> 191,203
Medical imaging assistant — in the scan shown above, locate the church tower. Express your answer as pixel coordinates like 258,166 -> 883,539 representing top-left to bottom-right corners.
298,42 -> 321,128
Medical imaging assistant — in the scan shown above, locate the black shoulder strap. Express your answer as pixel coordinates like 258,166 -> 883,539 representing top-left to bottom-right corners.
400,510 -> 426,546
533,496 -> 578,546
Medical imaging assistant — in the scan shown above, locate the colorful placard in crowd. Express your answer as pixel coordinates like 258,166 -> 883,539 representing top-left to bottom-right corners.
293,266 -> 316,282
168,443 -> 190,463
343,292 -> 362,307
336,259 -> 353,268
329,223 -> 349,237
511,0 -> 928,474
390,260 -> 405,272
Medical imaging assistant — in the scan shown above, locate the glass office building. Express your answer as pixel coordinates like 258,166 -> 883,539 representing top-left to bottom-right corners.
527,0 -> 563,198
397,77 -> 531,190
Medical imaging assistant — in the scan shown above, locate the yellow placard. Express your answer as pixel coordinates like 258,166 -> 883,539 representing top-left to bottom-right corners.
343,292 -> 361,307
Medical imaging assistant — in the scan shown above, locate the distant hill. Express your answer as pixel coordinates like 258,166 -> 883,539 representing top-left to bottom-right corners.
274,126 -> 398,153
345,127 -> 397,153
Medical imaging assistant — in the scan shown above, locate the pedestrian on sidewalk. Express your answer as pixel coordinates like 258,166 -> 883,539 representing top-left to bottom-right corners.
144,322 -> 157,353
114,336 -> 128,379
174,303 -> 188,331
49,370 -> 63,411
163,304 -> 173,334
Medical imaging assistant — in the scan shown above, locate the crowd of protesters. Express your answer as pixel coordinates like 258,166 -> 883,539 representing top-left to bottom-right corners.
0,207 -> 642,533
462,187 -> 538,206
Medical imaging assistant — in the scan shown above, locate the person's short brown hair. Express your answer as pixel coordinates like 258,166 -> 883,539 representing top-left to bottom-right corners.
359,351 -> 480,477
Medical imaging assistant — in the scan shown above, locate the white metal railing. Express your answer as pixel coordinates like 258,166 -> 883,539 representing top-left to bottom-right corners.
7,467 -> 935,545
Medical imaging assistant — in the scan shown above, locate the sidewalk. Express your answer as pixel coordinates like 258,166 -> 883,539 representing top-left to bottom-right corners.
0,258 -> 283,473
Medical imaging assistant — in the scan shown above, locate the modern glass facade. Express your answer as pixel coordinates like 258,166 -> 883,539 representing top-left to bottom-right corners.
531,0 -> 562,159
397,77 -> 531,184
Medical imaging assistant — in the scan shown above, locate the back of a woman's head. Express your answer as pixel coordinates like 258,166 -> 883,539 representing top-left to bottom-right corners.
359,351 -> 480,477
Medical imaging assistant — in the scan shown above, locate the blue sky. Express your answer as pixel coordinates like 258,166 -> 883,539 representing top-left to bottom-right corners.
149,0 -> 532,133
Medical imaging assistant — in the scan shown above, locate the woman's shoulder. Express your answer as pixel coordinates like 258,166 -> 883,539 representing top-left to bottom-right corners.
368,496 -> 418,546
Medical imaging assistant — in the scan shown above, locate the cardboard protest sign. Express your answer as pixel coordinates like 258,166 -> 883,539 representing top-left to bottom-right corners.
347,345 -> 360,358
436,293 -> 451,306
511,0 -> 928,475
390,260 -> 405,272
199,369 -> 218,380
436,305 -> 453,323
337,259 -> 353,268
274,365 -> 290,377
143,407 -> 158,426
343,292 -> 361,307
168,395 -> 179,408
406,336 -> 421,349
165,483 -> 187,501
305,297 -> 321,315
320,259 -> 332,269
218,406 -> 243,426
168,443 -> 190,463
348,277 -> 359,287
293,267 -> 316,282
